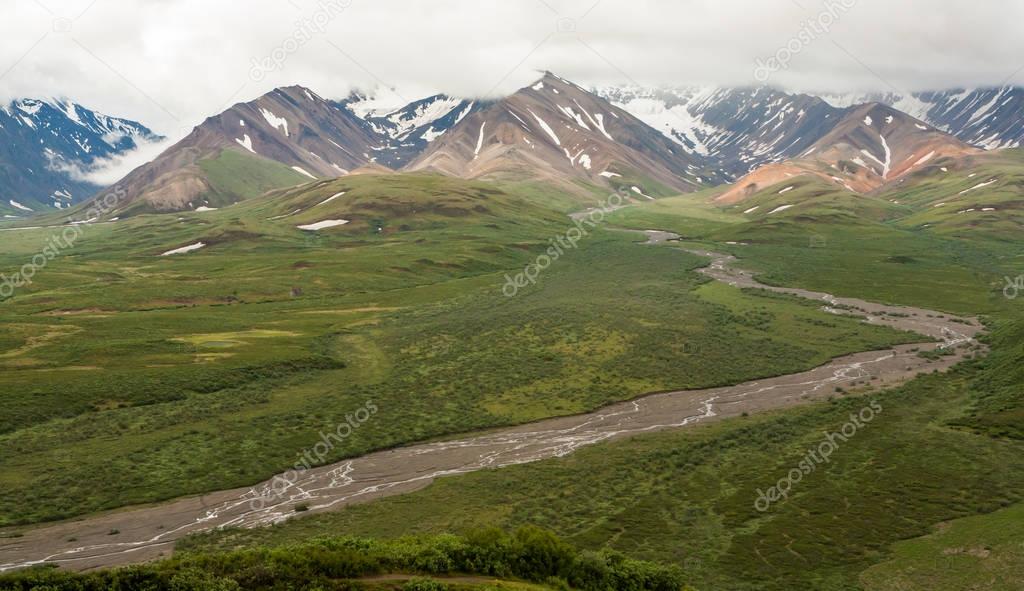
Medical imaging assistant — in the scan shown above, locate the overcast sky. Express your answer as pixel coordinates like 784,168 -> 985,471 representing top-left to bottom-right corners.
3,0 -> 1022,139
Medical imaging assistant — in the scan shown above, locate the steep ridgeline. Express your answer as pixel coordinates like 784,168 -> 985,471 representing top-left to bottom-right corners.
601,85 -> 1024,180
0,99 -> 161,216
106,86 -> 382,216
818,86 -> 1024,150
596,86 -> 844,181
408,72 -> 724,197
339,92 -> 481,169
93,88 -> 486,217
83,78 -> 1024,218
716,103 -> 978,203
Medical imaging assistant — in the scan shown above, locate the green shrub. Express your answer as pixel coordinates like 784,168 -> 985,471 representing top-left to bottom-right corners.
0,528 -> 688,591
401,578 -> 450,591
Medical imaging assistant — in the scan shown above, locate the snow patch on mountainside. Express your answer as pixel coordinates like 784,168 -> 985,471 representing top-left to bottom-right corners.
421,126 -> 445,142
386,96 -> 464,140
161,242 -> 205,256
913,150 -> 935,167
57,100 -> 81,124
235,134 -> 255,153
608,96 -> 713,155
959,179 -> 997,194
878,134 -> 892,178
316,191 -> 345,207
297,219 -> 349,230
260,108 -> 290,136
557,105 -> 591,130
343,89 -> 409,120
529,110 -> 561,146
15,101 -> 43,116
590,113 -> 613,141
630,186 -> 653,200
473,122 -> 486,158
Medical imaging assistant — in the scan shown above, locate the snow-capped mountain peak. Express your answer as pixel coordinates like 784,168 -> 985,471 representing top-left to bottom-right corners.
595,85 -> 843,180
818,87 -> 1024,150
598,84 -> 1024,181
337,91 -> 481,167
0,98 -> 162,215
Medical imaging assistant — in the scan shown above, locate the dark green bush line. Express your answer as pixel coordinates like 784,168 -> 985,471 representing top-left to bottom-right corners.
0,528 -> 690,591
0,355 -> 344,436
188,357 -> 347,395
948,318 -> 1024,439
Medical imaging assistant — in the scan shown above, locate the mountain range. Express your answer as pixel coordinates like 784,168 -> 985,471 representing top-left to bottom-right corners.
341,92 -> 480,168
406,72 -> 724,197
818,86 -> 1024,150
0,99 -> 160,217
715,102 -> 977,203
93,88 -> 482,215
595,85 -> 1024,180
3,75 -> 1023,219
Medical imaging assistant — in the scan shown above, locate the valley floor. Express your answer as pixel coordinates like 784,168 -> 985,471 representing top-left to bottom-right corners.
1,171 -> 1022,590
0,239 -> 982,574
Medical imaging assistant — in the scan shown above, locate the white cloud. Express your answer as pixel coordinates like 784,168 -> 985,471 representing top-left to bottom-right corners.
44,137 -> 176,186
1,0 -> 1022,138
83,137 -> 178,186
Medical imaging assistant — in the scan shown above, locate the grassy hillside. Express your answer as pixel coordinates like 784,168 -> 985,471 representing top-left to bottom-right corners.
859,501 -> 1024,591
198,148 -> 311,207
608,179 -> 1017,315
886,148 -> 1024,240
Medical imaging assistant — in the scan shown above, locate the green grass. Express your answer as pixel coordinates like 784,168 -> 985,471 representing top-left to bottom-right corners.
603,187 -> 739,237
181,320 -> 1024,591
722,177 -> 902,223
177,165 -> 1024,590
859,501 -> 1024,591
886,148 -> 1024,240
198,148 -> 311,207
0,173 -> 915,526
607,179 -> 1018,316
3,161 -> 1023,590
719,224 -> 1008,315
601,166 -> 681,199
0,527 -> 691,591
606,168 -> 1024,439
